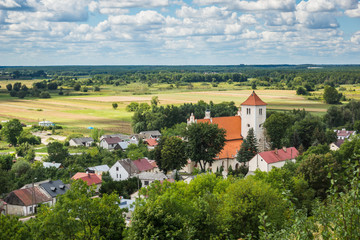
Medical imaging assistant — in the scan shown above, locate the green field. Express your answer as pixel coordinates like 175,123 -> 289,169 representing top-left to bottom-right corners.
0,81 -> 347,135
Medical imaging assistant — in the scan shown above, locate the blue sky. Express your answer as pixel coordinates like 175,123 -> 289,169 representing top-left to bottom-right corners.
0,0 -> 359,65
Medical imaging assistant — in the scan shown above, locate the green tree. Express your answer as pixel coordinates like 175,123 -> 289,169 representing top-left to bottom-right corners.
30,180 -> 126,239
126,102 -> 139,112
1,119 -> 23,146
323,85 -> 341,104
296,86 -> 308,95
154,136 -> 187,174
184,122 -> 226,172
47,141 -> 69,164
73,83 -> 81,91
112,102 -> 118,109
11,159 -> 31,177
237,128 -> 258,164
6,83 -> 12,91
264,112 -> 292,149
0,215 -> 31,240
151,96 -> 160,106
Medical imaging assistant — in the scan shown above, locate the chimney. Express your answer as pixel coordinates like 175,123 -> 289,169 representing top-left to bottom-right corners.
187,113 -> 196,124
274,148 -> 278,155
282,146 -> 287,152
204,110 -> 211,119
237,107 -> 241,117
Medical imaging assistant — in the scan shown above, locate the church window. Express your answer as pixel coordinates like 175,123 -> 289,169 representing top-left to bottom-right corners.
247,124 -> 250,127
247,108 -> 251,115
259,108 -> 263,115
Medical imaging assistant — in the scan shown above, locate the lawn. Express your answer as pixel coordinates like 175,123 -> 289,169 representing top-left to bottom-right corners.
0,81 -> 334,135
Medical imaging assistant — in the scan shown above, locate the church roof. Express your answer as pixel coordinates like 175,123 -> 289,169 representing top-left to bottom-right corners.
216,139 -> 243,159
197,116 -> 242,141
241,91 -> 267,106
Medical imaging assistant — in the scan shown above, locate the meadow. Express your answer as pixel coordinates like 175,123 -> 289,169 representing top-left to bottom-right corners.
0,80 -> 355,135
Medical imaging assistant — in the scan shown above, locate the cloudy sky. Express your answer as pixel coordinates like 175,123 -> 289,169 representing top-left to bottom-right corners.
0,0 -> 360,65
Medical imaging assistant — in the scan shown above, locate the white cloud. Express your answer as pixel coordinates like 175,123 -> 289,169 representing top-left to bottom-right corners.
0,0 -> 21,9
297,0 -> 357,12
194,0 -> 296,11
176,6 -> 230,19
109,10 -> 165,26
351,31 -> 360,44
345,3 -> 360,17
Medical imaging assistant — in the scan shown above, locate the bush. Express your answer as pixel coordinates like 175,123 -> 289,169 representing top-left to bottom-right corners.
73,83 -> 81,91
39,91 -> 51,98
81,86 -> 88,92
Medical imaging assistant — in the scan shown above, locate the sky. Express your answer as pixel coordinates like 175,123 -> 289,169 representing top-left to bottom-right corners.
0,0 -> 360,65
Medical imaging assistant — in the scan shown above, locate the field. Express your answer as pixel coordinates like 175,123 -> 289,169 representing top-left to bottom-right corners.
0,80 -> 355,135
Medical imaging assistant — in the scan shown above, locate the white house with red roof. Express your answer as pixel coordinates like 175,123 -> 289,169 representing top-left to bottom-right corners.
334,129 -> 356,140
186,91 -> 267,173
248,147 -> 299,173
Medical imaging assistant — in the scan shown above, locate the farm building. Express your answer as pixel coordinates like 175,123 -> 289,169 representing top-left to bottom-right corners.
69,137 -> 94,147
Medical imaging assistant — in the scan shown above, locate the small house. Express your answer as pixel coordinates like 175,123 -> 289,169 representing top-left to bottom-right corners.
248,147 -> 299,173
39,180 -> 69,205
72,173 -> 102,192
100,134 -> 130,142
144,138 -> 158,150
43,162 -> 63,169
133,158 -> 154,173
109,159 -> 139,181
135,172 -> 167,187
100,137 -> 122,150
4,187 -> 52,216
86,165 -> 110,175
69,137 -> 94,147
38,121 -> 54,127
139,130 -> 161,139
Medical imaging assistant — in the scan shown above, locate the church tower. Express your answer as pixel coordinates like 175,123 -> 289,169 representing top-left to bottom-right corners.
240,91 -> 267,144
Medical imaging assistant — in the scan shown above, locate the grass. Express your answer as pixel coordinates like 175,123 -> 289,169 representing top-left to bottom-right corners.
0,81 -> 337,135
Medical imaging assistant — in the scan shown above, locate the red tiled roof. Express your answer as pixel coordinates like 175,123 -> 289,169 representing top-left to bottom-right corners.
11,187 -> 51,206
259,147 -> 298,164
104,137 -> 121,144
198,116 -> 242,141
216,139 -> 243,159
336,130 -> 355,137
241,91 -> 267,106
148,160 -> 158,168
144,138 -> 158,146
133,158 -> 154,172
72,172 -> 102,186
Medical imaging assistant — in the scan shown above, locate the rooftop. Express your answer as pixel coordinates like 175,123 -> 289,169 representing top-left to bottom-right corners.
259,147 -> 299,164
241,91 -> 267,106
133,158 -> 154,172
72,173 -> 102,186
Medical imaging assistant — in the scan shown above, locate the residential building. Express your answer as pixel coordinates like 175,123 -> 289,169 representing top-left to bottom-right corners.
99,137 -> 122,150
39,180 -> 69,205
135,172 -> 167,187
139,130 -> 161,139
330,139 -> 345,151
100,134 -> 130,142
43,162 -> 63,169
144,138 -> 158,150
248,147 -> 299,173
4,187 -> 52,216
69,137 -> 94,147
133,158 -> 154,172
334,129 -> 356,140
72,173 -> 102,192
109,159 -> 139,181
38,121 -> 53,127
86,165 -> 110,175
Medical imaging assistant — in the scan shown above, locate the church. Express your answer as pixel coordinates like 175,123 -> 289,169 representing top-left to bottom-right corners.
186,91 -> 267,173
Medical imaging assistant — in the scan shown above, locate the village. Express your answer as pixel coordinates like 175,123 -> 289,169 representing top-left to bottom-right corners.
0,91 -> 355,228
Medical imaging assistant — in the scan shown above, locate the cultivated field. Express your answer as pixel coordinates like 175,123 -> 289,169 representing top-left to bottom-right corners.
0,81 -> 345,134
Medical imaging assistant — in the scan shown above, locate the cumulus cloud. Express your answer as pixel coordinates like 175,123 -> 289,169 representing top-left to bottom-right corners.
109,10 -> 165,26
89,0 -> 169,14
176,6 -> 230,19
297,0 -> 357,12
345,3 -> 360,17
194,0 -> 296,11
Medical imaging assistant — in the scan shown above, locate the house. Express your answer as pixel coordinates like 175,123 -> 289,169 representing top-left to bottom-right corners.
109,159 -> 139,181
39,180 -> 69,205
43,162 -> 63,169
69,137 -> 94,147
86,165 -> 110,175
144,138 -> 158,150
116,142 -> 130,151
3,187 -> 52,216
100,134 -> 130,142
187,91 -> 267,173
133,158 -> 154,173
129,134 -> 140,145
330,139 -> 345,151
38,121 -> 53,127
147,160 -> 160,173
334,129 -> 356,140
135,172 -> 167,187
100,137 -> 122,150
72,173 -> 102,192
139,130 -> 161,139
248,147 -> 299,173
